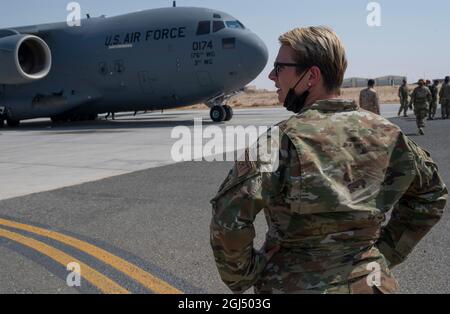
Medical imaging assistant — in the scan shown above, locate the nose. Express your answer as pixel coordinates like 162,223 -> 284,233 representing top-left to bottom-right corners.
238,32 -> 268,82
268,68 -> 277,81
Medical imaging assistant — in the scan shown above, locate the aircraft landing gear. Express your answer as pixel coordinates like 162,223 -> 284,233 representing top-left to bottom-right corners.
223,105 -> 233,121
0,107 -> 5,128
209,105 -> 234,122
207,93 -> 236,123
206,91 -> 241,122
0,107 -> 21,127
210,105 -> 226,122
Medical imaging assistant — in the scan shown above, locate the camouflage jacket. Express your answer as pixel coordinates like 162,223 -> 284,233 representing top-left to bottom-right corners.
439,83 -> 450,101
410,86 -> 432,109
359,88 -> 380,115
210,99 -> 447,294
398,85 -> 409,102
429,85 -> 439,103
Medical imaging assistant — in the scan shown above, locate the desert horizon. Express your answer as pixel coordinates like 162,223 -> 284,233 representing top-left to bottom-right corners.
176,84 -> 428,110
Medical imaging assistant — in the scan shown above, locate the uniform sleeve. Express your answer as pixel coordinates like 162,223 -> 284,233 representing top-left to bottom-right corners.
210,129 -> 289,293
377,134 -> 448,268
409,89 -> 416,107
439,87 -> 443,103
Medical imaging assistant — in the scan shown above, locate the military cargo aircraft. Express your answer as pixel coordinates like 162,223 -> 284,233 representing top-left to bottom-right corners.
0,5 -> 268,127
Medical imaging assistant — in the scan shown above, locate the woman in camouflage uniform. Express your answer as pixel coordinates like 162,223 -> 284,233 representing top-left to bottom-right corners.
210,26 -> 448,294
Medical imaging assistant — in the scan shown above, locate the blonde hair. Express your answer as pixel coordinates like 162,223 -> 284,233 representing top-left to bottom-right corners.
279,26 -> 347,93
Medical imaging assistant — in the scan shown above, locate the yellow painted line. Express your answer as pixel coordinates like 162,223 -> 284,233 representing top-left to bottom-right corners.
0,227 -> 129,294
0,218 -> 182,294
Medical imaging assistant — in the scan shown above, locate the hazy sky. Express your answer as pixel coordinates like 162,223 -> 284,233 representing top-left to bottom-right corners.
1,0 -> 448,90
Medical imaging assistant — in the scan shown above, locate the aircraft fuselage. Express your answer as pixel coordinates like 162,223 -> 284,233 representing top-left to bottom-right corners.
0,7 -> 268,122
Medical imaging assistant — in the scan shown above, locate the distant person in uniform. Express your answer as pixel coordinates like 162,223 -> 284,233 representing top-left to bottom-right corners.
210,26 -> 447,294
398,79 -> 409,117
428,80 -> 439,120
439,76 -> 450,119
105,112 -> 115,120
409,79 -> 432,135
359,79 -> 380,114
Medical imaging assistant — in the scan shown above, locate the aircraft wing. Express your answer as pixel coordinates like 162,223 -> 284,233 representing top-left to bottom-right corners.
0,21 -> 68,37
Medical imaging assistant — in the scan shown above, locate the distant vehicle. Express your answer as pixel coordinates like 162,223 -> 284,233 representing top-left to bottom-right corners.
0,6 -> 268,127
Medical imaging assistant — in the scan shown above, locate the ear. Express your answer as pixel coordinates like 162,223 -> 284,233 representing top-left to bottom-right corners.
307,66 -> 322,87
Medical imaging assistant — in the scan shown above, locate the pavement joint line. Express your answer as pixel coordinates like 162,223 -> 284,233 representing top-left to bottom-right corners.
0,218 -> 183,294
0,226 -> 129,294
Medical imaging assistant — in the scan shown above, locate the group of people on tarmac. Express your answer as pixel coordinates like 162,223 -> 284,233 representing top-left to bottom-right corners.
359,76 -> 450,135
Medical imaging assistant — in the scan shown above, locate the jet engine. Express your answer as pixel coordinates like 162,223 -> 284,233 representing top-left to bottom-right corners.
0,34 -> 52,84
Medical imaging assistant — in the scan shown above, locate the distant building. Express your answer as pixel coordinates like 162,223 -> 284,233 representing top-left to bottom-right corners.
343,75 -> 407,88
376,76 -> 407,86
342,77 -> 370,88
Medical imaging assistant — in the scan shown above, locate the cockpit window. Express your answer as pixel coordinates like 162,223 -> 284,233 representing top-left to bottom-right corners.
213,21 -> 225,33
213,14 -> 222,19
226,21 -> 245,29
197,21 -> 211,35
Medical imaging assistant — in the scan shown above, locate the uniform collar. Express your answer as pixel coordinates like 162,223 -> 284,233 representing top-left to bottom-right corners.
299,99 -> 359,114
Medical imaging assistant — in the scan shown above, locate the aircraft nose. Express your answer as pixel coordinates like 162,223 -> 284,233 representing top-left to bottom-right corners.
239,33 -> 268,80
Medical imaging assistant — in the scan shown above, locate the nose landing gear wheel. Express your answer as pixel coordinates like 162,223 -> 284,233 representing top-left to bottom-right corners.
223,105 -> 233,121
0,119 -> 4,128
210,105 -> 226,122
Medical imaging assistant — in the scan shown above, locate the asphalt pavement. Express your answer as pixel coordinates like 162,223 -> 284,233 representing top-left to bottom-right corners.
0,107 -> 448,294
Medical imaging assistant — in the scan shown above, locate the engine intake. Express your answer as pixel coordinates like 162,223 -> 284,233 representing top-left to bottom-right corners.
0,34 -> 52,84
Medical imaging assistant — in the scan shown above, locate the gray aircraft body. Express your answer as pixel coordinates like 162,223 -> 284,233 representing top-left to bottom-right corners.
0,6 -> 268,127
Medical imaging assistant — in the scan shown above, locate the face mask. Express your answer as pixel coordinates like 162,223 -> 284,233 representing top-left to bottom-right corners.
283,69 -> 311,113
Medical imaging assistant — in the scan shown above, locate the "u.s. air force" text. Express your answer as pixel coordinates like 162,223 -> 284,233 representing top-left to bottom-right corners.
105,27 -> 186,46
